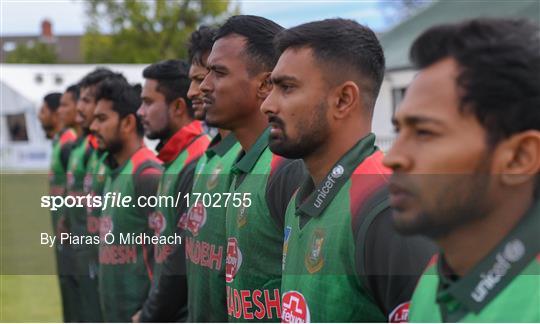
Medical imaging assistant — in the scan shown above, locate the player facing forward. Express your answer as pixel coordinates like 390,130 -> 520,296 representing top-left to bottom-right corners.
383,18 -> 540,322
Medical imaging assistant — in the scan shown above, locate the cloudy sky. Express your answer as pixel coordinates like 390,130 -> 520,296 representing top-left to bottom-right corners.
0,0 -> 400,36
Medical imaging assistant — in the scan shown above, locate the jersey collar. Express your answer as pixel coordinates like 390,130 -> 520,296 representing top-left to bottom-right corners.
436,198 -> 540,315
156,120 -> 203,164
206,132 -> 238,159
232,128 -> 270,175
295,133 -> 377,218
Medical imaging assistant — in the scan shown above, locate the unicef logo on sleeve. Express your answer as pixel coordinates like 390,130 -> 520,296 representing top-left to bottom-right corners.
503,239 -> 525,262
331,165 -> 344,178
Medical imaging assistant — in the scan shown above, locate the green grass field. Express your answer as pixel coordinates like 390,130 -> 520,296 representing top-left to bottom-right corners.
1,173 -> 62,322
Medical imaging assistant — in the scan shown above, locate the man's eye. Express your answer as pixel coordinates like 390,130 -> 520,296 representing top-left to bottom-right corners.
415,129 -> 434,137
281,84 -> 294,92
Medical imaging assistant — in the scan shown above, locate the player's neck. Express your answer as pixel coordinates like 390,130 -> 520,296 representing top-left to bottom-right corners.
437,188 -> 534,277
233,112 -> 267,152
113,137 -> 143,167
305,129 -> 370,186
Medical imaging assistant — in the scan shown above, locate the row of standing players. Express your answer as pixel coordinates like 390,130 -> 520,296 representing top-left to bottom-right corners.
39,15 -> 540,323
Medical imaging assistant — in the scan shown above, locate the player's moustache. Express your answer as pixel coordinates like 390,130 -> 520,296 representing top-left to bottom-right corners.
268,115 -> 285,130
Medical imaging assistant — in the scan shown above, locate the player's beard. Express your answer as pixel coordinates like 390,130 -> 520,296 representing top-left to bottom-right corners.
103,125 -> 124,156
268,99 -> 329,159
393,153 -> 495,239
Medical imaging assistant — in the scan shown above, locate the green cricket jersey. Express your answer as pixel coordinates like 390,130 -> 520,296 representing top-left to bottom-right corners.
98,146 -> 162,322
409,199 -> 540,322
49,128 -> 76,234
280,133 -> 436,323
150,120 -> 209,282
66,134 -> 97,241
225,128 -> 306,322
180,132 -> 241,322
85,149 -> 108,237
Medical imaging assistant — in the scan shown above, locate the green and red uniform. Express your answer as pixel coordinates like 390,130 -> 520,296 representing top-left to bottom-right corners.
49,127 -> 77,322
65,133 -> 104,321
98,146 -> 162,322
139,120 -> 209,321
180,133 -> 241,322
225,128 -> 305,322
409,199 -> 540,322
280,133 -> 436,322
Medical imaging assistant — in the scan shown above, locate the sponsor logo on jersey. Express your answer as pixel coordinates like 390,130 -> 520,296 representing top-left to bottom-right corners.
282,226 -> 292,271
99,215 -> 113,239
226,237 -> 242,283
281,291 -> 310,323
207,164 -> 223,190
148,211 -> 166,235
388,302 -> 409,323
180,202 -> 207,236
305,229 -> 325,273
314,164 -> 345,208
237,204 -> 248,228
471,239 -> 525,303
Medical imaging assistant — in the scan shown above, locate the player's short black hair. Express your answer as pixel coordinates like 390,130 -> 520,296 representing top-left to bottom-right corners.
142,59 -> 193,118
95,77 -> 144,136
79,68 -> 117,89
188,25 -> 218,66
410,18 -> 540,146
65,84 -> 80,101
215,15 -> 284,76
274,18 -> 385,114
43,92 -> 62,112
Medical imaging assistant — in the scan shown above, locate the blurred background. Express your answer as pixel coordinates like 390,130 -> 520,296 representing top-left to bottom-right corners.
1,0 -> 538,321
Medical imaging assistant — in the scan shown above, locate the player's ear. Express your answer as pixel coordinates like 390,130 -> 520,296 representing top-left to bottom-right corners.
332,81 -> 359,120
170,97 -> 187,119
256,72 -> 273,100
121,114 -> 138,135
496,130 -> 540,187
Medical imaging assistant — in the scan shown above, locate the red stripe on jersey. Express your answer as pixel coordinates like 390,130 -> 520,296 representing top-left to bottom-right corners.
157,120 -> 205,163
59,128 -> 77,145
269,154 -> 285,177
142,244 -> 153,283
349,150 -> 391,220
131,146 -> 162,171
88,134 -> 99,149
185,135 -> 210,166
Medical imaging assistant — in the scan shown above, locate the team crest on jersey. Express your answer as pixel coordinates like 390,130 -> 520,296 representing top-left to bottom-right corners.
281,291 -> 310,323
225,237 -> 242,283
99,216 -> 113,239
282,226 -> 292,271
148,211 -> 166,235
237,204 -> 248,228
206,164 -> 223,190
388,302 -> 409,323
305,229 -> 325,273
180,202 -> 207,236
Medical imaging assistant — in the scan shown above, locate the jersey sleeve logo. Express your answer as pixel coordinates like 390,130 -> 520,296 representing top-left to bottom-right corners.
305,229 -> 325,274
388,301 -> 409,323
281,291 -> 310,323
225,237 -> 242,283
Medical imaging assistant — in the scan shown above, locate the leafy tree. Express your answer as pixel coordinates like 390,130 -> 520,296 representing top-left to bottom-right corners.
82,0 -> 237,63
5,41 -> 57,64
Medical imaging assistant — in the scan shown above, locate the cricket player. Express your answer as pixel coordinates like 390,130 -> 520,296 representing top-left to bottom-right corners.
67,68 -> 122,322
133,59 -> 210,321
200,15 -> 306,321
261,18 -> 436,322
39,91 -> 78,322
181,25 -> 243,322
90,77 -> 162,322
383,18 -> 540,322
